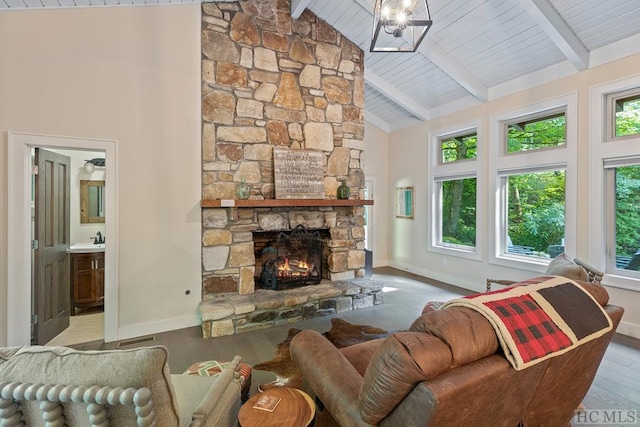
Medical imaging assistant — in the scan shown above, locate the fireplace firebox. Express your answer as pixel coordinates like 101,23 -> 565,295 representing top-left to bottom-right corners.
254,225 -> 326,290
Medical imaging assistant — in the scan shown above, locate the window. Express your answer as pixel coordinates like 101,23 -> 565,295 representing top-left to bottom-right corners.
500,111 -> 568,259
429,126 -> 481,258
439,177 -> 477,246
605,163 -> 640,273
506,111 -> 566,153
504,170 -> 565,258
607,89 -> 640,140
440,132 -> 477,163
602,87 -> 640,280
591,79 -> 640,288
491,95 -> 577,266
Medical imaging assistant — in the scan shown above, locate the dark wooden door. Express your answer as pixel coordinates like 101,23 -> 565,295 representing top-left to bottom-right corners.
34,148 -> 71,344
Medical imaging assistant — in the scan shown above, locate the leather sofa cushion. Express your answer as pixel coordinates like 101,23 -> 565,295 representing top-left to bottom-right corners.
409,306 -> 498,367
0,345 -> 180,425
340,338 -> 385,376
359,332 -> 452,424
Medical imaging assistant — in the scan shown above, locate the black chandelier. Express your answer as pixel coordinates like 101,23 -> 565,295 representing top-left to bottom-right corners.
370,0 -> 432,53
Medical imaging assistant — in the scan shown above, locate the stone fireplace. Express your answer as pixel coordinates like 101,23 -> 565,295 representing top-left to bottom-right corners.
198,0 -> 377,338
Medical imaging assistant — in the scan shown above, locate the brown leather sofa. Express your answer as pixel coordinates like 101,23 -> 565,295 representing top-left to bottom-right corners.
290,280 -> 623,427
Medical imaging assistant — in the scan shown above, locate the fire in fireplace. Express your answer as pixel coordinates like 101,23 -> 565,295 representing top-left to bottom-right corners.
257,225 -> 324,290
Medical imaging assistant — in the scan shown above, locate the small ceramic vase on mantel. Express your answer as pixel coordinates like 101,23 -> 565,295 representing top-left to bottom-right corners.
236,176 -> 250,200
337,180 -> 350,199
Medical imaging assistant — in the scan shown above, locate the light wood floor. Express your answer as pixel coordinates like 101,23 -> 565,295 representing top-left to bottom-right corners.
68,267 -> 640,421
46,309 -> 104,346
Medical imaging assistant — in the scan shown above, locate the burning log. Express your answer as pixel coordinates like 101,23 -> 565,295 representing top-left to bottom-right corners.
277,258 -> 314,277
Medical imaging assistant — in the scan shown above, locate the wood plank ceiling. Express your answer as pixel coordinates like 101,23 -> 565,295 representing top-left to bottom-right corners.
3,0 -> 640,132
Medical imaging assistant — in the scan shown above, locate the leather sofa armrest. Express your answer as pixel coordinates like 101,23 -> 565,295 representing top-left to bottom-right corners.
290,330 -> 374,427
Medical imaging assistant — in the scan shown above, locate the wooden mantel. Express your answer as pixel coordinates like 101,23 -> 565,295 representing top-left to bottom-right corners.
201,199 -> 374,208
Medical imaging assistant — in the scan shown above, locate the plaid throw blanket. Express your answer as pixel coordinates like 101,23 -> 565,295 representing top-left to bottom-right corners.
441,276 -> 613,370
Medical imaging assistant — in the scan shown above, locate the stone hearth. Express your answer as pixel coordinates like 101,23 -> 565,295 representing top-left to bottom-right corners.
200,279 -> 383,338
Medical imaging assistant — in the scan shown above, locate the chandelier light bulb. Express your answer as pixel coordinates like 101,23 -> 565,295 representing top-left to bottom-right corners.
83,162 -> 95,174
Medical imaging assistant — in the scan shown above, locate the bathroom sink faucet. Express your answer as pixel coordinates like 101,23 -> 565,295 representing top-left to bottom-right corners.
94,232 -> 105,244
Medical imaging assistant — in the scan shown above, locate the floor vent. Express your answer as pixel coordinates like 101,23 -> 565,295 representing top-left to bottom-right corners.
117,336 -> 155,347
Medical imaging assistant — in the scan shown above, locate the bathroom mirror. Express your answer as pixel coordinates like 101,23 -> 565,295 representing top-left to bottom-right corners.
80,180 -> 105,223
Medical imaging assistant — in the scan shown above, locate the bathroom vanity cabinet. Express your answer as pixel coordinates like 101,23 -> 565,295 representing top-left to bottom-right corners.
70,251 -> 104,315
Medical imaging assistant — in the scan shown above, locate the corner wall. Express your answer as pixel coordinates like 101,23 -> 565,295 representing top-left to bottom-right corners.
363,121 -> 390,267
0,4 -> 203,344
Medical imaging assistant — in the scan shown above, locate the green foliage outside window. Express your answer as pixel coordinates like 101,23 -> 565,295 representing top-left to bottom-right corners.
615,97 -> 640,137
441,178 -> 476,246
441,133 -> 477,163
507,114 -> 566,153
615,165 -> 640,269
610,97 -> 640,269
507,171 -> 565,255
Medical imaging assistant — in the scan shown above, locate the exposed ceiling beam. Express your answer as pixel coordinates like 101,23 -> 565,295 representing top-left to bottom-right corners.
518,0 -> 589,71
351,0 -> 488,102
365,69 -> 430,121
291,0 -> 311,19
416,40 -> 488,102
364,110 -> 391,133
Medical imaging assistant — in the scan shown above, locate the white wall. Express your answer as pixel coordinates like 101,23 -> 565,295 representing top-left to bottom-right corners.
363,122 -> 390,267
385,53 -> 640,339
0,4 -> 203,345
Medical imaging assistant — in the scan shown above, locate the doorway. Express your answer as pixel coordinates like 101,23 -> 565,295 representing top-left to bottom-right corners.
364,179 -> 374,277
7,132 -> 118,346
35,147 -> 107,346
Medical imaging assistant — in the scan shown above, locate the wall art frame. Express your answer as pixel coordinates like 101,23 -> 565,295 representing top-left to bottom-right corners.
396,186 -> 414,219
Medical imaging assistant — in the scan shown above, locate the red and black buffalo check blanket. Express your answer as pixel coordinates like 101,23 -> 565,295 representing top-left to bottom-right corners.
441,276 -> 613,370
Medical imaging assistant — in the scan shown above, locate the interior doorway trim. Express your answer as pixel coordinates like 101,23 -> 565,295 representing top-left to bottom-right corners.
7,132 -> 118,346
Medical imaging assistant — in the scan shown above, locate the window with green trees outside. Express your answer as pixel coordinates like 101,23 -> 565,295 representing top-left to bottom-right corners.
613,165 -> 640,270
507,113 -> 566,153
502,110 -> 567,258
435,130 -> 478,249
614,95 -> 640,138
441,177 -> 477,247
506,170 -> 565,257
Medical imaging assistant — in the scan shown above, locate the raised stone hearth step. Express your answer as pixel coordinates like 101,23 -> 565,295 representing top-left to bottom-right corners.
199,279 -> 384,338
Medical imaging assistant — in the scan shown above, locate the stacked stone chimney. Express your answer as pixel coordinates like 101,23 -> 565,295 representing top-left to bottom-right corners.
201,0 -> 366,298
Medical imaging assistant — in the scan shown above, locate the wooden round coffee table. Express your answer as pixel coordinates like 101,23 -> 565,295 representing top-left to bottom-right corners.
238,386 -> 315,427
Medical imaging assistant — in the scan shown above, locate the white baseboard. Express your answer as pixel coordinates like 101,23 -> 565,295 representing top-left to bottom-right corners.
615,321 -> 640,340
114,314 -> 200,343
386,260 -> 486,293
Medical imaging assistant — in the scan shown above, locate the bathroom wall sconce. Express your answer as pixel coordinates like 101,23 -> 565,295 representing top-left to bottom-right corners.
84,158 -> 106,174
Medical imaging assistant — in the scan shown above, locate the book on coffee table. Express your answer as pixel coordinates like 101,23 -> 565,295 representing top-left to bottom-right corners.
252,394 -> 282,412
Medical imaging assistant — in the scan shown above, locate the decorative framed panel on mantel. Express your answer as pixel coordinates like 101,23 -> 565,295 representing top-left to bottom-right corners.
273,147 -> 325,199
